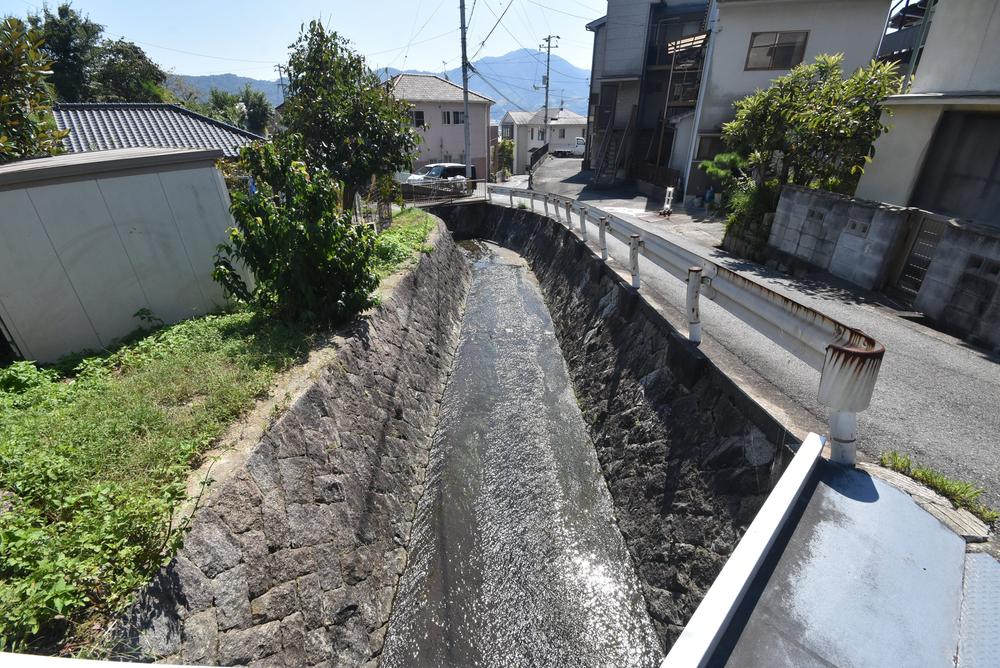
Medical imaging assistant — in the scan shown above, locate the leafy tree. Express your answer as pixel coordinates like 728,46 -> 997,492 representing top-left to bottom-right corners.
207,84 -> 272,135
28,2 -> 102,102
497,138 -> 514,174
719,54 -> 901,193
90,38 -> 168,102
0,17 -> 68,163
281,21 -> 417,198
214,135 -> 379,325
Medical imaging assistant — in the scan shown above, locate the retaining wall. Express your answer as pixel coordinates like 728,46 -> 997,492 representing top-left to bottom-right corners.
766,185 -> 911,290
114,222 -> 470,666
432,202 -> 796,650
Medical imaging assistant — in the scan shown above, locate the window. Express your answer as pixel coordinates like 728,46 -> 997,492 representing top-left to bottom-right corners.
695,135 -> 724,161
745,31 -> 808,70
530,127 -> 535,140
538,129 -> 545,141
453,111 -> 465,124
411,110 -> 425,128
501,124 -> 513,139
442,111 -> 451,125
559,128 -> 566,139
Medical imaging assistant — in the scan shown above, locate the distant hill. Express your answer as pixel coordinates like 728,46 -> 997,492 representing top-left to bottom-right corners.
382,49 -> 590,121
172,49 -> 590,122
169,73 -> 284,107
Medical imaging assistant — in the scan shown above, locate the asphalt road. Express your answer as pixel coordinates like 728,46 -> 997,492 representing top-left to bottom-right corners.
530,157 -> 1000,507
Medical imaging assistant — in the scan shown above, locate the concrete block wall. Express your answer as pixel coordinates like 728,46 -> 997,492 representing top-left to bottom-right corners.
767,185 -> 911,290
915,222 -> 1000,350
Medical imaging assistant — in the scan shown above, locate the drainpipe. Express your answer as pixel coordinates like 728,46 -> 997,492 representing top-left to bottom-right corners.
682,0 -> 718,201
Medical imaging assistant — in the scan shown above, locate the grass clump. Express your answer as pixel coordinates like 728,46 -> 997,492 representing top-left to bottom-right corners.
0,312 -> 308,651
373,207 -> 437,278
879,451 -> 999,526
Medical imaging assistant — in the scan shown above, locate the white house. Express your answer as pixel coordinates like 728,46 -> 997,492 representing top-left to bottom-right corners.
585,0 -> 890,196
500,107 -> 587,175
389,73 -> 493,178
856,0 -> 1000,230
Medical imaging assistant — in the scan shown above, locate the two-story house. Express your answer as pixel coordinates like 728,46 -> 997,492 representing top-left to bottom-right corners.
585,0 -> 889,198
389,73 -> 493,178
500,107 -> 587,175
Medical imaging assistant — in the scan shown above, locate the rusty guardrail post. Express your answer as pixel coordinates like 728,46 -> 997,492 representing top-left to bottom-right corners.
816,344 -> 884,466
579,206 -> 588,241
598,216 -> 608,260
629,234 -> 641,288
686,266 -> 703,345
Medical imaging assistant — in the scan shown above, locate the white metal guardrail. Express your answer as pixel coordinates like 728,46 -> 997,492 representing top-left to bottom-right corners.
486,185 -> 885,465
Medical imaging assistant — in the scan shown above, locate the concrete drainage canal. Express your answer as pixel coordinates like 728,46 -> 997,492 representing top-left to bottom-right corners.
119,204 -> 794,666
380,241 -> 662,666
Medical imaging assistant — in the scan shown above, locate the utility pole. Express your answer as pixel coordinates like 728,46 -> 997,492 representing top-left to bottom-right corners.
459,0 -> 472,179
540,35 -> 559,148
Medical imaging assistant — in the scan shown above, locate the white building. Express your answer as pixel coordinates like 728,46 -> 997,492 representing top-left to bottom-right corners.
585,0 -> 890,197
856,0 -> 1000,230
389,74 -> 493,178
500,108 -> 587,175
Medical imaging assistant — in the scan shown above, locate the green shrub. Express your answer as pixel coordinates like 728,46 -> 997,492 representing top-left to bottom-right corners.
722,177 -> 780,256
373,208 -> 436,279
0,313 -> 306,650
214,136 -> 379,326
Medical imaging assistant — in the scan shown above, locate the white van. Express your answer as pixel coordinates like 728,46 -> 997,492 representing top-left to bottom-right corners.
553,137 -> 586,158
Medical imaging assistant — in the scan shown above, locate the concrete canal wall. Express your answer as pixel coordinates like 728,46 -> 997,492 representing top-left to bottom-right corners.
114,223 -> 471,666
432,202 -> 797,649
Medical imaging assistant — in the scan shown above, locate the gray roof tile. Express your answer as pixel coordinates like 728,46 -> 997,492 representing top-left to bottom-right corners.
390,73 -> 493,104
52,103 -> 263,158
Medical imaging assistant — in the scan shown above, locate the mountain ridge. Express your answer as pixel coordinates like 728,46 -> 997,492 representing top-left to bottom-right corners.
171,48 -> 590,122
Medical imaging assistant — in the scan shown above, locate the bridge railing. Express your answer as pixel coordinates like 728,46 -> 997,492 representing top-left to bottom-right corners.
486,184 -> 885,465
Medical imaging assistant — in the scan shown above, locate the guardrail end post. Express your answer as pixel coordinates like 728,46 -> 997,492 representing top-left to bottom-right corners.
629,234 -> 641,289
686,266 -> 703,345
828,411 -> 858,466
599,216 -> 608,260
817,344 -> 884,467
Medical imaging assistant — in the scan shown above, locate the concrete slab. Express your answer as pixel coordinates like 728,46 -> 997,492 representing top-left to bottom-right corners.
958,552 -> 1000,667
717,461 -> 966,667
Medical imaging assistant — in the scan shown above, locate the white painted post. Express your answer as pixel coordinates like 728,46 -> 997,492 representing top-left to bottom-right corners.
579,206 -> 588,241
629,234 -> 641,289
509,190 -> 514,208
543,195 -> 549,218
687,266 -> 703,345
599,216 -> 608,260
487,186 -> 492,203
565,201 -> 572,228
554,197 -> 561,222
530,192 -> 535,212
816,344 -> 884,466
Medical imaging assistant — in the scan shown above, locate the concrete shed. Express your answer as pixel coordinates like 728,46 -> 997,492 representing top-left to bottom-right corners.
0,148 -> 245,363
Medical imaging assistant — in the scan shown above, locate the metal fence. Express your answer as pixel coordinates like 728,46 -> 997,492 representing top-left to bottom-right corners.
403,179 -> 489,207
486,185 -> 885,464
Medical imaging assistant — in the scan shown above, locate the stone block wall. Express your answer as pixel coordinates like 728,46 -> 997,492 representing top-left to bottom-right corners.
433,202 -> 796,651
915,221 -> 1000,351
767,185 -> 912,290
113,222 -> 470,666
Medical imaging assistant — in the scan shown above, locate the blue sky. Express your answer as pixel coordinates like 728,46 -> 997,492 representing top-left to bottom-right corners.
2,0 -> 604,78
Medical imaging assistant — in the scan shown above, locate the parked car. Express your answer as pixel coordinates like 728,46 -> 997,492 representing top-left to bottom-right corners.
402,163 -> 477,198
553,137 -> 586,158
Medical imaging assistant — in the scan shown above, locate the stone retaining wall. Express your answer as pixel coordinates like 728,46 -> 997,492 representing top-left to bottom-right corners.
432,202 -> 796,651
114,222 -> 470,666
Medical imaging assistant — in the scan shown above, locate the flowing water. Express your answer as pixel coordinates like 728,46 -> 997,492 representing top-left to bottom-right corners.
380,241 -> 663,668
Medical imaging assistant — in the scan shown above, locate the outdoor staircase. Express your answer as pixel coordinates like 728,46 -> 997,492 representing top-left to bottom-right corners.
592,106 -> 636,188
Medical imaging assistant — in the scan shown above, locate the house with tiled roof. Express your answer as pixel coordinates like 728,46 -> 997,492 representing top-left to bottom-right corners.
52,103 -> 263,159
501,107 -> 586,175
389,73 -> 493,178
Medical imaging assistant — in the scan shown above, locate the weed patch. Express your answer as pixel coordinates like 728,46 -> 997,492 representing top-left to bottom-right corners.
879,451 -> 999,526
374,208 -> 437,278
0,312 -> 309,651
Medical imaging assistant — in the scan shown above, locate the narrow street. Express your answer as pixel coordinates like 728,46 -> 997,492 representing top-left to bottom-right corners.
530,156 -> 1000,506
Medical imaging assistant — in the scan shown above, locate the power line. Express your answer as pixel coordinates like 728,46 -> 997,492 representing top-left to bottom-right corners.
524,0 -> 595,21
470,0 -> 514,61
